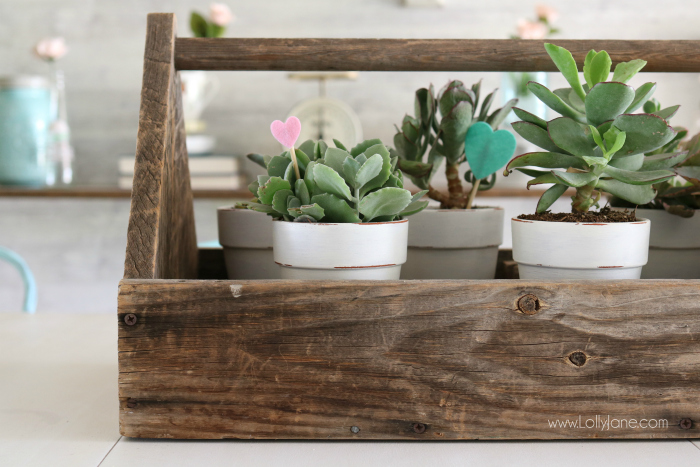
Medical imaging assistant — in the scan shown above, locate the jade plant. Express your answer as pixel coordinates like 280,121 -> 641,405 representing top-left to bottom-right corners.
393,80 -> 517,209
244,139 -> 428,223
503,43 -> 679,213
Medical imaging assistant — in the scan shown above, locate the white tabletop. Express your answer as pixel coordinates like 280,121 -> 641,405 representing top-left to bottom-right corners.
2,313 -> 700,467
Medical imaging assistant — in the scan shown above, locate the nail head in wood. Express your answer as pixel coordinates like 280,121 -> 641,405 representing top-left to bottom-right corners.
517,294 -> 540,315
680,418 -> 693,430
124,313 -> 138,326
413,423 -> 427,434
350,426 -> 360,434
569,351 -> 587,367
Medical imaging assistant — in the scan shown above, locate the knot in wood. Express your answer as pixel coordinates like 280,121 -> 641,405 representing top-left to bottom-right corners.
124,313 -> 138,326
517,294 -> 540,315
680,418 -> 693,430
569,351 -> 587,367
126,399 -> 138,409
412,423 -> 427,434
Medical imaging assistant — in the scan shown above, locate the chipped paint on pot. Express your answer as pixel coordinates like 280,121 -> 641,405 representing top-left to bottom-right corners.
217,207 -> 281,279
273,220 -> 408,279
511,217 -> 651,279
401,207 -> 504,279
636,208 -> 700,279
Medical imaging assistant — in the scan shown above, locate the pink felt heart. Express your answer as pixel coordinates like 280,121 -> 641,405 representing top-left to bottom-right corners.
270,116 -> 301,148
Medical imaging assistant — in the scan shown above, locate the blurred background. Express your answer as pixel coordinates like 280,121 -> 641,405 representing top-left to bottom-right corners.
1,0 -> 698,312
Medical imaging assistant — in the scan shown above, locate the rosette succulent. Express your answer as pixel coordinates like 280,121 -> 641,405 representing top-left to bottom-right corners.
503,43 -> 679,213
393,80 -> 517,209
244,139 -> 428,223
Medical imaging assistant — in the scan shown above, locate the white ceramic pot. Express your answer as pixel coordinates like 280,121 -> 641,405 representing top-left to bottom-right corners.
273,220 -> 408,279
511,217 -> 651,279
400,207 -> 504,279
636,208 -> 700,279
217,207 -> 281,279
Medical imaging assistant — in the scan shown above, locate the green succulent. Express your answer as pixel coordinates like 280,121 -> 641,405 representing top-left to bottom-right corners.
503,43 -> 679,213
612,108 -> 700,217
244,138 -> 428,223
393,80 -> 517,209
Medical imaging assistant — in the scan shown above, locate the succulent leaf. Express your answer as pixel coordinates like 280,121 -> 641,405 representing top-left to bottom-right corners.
551,171 -> 597,187
654,105 -> 680,121
512,107 -> 547,129
595,179 -> 657,204
528,82 -> 586,123
505,152 -> 585,174
359,144 -> 393,196
310,193 -> 361,223
355,154 -> 384,190
586,50 -> 612,87
512,121 -> 570,154
602,165 -> 674,185
313,163 -> 352,201
359,187 -> 412,221
544,43 -> 587,101
350,138 -> 382,157
272,189 -> 294,215
267,155 -> 291,177
257,177 -> 291,204
248,180 -> 260,196
641,152 -> 689,171
547,117 -> 595,158
295,179 -> 310,205
247,153 -> 267,168
300,203 -> 325,220
439,101 -> 473,164
486,99 -> 518,129
612,114 -> 676,157
342,157 -> 361,188
608,153 -> 644,171
585,82 -> 635,126
400,199 -> 430,217
332,139 -> 347,151
536,184 -> 569,213
625,82 -> 656,113
612,59 -> 647,84
324,147 -> 352,178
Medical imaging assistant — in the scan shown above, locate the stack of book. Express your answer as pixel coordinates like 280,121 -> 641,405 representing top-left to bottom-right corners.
118,155 -> 247,190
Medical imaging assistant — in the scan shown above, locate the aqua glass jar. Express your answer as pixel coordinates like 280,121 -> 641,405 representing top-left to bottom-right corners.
0,76 -> 52,186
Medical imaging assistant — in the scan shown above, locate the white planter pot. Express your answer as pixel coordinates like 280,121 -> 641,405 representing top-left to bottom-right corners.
511,217 -> 651,279
273,220 -> 408,280
217,207 -> 281,279
637,209 -> 700,279
400,207 -> 504,279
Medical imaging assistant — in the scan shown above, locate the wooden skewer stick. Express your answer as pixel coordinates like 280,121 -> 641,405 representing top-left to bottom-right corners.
289,147 -> 301,179
465,179 -> 480,209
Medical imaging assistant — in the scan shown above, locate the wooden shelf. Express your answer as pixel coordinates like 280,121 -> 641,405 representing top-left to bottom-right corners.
0,186 -> 550,199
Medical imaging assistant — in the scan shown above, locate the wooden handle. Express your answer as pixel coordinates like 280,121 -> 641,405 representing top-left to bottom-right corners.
175,38 -> 700,72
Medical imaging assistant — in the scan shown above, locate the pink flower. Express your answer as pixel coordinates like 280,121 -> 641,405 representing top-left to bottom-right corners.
516,19 -> 548,40
535,4 -> 559,23
209,3 -> 234,27
34,37 -> 67,61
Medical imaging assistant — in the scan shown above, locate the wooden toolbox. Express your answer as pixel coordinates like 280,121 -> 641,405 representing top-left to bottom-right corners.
118,13 -> 700,439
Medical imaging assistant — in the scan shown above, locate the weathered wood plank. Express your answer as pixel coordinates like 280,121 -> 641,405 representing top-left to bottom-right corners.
124,13 -> 198,279
118,279 -> 700,439
174,39 -> 700,72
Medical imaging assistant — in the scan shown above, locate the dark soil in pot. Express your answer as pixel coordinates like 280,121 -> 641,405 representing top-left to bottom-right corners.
517,207 -> 638,223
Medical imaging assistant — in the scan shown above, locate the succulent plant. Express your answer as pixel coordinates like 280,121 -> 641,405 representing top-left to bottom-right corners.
611,105 -> 700,217
503,43 -> 680,213
393,80 -> 517,209
243,138 -> 428,223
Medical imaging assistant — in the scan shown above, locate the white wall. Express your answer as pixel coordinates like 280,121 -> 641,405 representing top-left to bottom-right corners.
1,0 -> 698,185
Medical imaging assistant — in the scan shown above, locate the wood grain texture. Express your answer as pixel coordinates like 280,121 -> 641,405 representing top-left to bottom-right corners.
175,38 -> 700,72
124,13 -> 198,279
118,279 -> 700,439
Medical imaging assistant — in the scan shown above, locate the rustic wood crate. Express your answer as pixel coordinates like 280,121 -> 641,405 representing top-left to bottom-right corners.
119,13 -> 700,439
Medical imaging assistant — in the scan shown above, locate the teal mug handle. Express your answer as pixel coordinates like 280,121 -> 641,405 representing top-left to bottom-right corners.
0,247 -> 37,313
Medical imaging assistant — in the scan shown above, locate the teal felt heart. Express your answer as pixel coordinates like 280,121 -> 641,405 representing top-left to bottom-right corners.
465,121 -> 517,180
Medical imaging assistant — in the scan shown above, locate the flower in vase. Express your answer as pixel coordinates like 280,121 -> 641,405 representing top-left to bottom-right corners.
209,3 -> 234,27
535,4 -> 559,24
34,37 -> 67,61
516,19 -> 547,40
